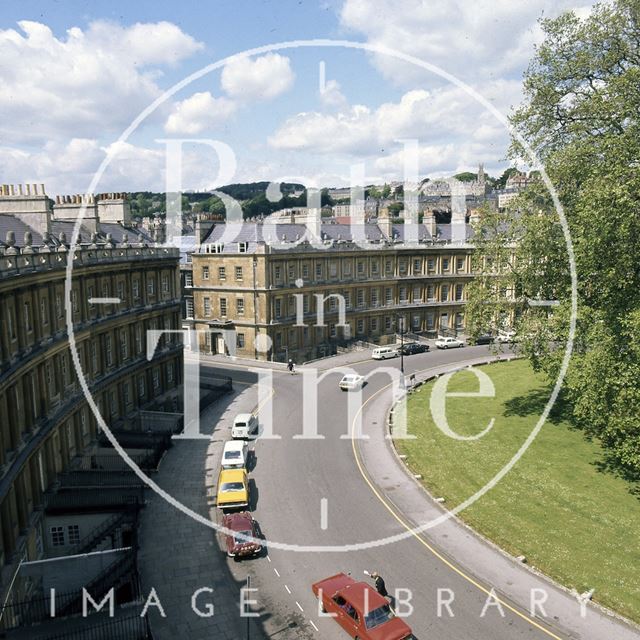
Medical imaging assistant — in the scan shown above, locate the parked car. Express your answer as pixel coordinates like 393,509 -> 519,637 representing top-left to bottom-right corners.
496,329 -> 517,344
372,346 -> 398,360
468,333 -> 494,345
216,468 -> 249,510
339,374 -> 365,391
435,336 -> 464,349
221,511 -> 262,560
232,413 -> 259,439
398,342 -> 429,355
221,440 -> 249,469
312,573 -> 414,640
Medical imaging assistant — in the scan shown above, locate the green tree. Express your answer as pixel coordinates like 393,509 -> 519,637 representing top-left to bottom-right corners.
471,0 -> 640,477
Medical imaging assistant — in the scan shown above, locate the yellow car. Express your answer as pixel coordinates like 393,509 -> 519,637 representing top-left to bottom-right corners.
216,469 -> 250,510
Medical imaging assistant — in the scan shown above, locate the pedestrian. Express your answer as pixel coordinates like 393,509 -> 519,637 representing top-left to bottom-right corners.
287,359 -> 295,374
370,571 -> 388,598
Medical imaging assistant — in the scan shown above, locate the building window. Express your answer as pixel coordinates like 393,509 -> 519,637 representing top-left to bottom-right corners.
385,316 -> 392,330
456,257 -> 465,271
302,264 -> 309,278
344,261 -> 352,276
412,314 -> 421,329
61,354 -> 69,386
427,284 -> 435,301
329,262 -> 337,278
203,297 -> 211,317
238,242 -> 248,253
399,287 -> 408,303
315,262 -> 323,279
138,377 -> 145,398
235,266 -> 243,281
218,266 -> 225,280
135,326 -> 142,353
50,526 -> 65,547
71,290 -> 79,314
426,312 -> 435,330
7,307 -> 16,340
67,525 -> 80,545
133,280 -> 140,299
220,298 -> 227,316
45,364 -> 55,398
371,317 -> 378,332
105,335 -> 113,367
167,363 -> 174,384
55,294 -> 63,318
303,295 -> 309,313
385,259 -> 393,275
455,284 -> 464,301
329,323 -> 336,337
455,312 -> 465,329
80,409 -> 88,436
385,287 -> 393,305
162,275 -> 169,294
442,257 -> 450,271
288,264 -> 295,280
441,284 -> 449,301
40,298 -> 48,325
371,261 -> 379,275
413,286 -> 421,302
118,281 -> 125,301
91,342 -> 98,373
185,272 -> 193,287
121,330 -> 128,359
124,382 -> 131,406
357,261 -> 365,276
357,289 -> 365,308
237,333 -> 245,348
147,278 -> 155,295
427,257 -> 436,273
344,291 -> 352,309
109,391 -> 117,416
202,266 -> 210,280
356,319 -> 365,334
24,301 -> 32,331
371,288 -> 379,307
153,369 -> 160,391
275,299 -> 281,318
274,265 -> 282,281
185,299 -> 194,318
399,260 -> 407,275
236,298 -> 244,315
413,259 -> 421,274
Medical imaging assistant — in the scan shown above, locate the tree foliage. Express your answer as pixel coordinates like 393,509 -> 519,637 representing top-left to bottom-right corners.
470,0 -> 640,477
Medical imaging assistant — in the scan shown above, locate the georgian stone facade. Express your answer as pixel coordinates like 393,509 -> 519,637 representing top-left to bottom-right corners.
0,187 -> 182,601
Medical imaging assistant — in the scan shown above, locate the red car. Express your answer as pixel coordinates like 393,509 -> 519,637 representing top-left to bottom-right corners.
221,512 -> 262,560
312,573 -> 414,640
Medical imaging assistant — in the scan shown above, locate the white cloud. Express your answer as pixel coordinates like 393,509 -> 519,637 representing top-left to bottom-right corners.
339,0 -> 595,84
221,53 -> 295,101
0,20 -> 202,144
164,91 -> 236,134
319,79 -> 348,109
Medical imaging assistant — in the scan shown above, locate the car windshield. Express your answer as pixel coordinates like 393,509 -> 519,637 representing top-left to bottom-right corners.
225,451 -> 242,459
364,604 -> 395,629
235,422 -> 246,428
233,530 -> 253,544
220,482 -> 244,492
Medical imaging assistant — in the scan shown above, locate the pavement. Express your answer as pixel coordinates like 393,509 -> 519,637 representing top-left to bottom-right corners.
137,377 -> 267,640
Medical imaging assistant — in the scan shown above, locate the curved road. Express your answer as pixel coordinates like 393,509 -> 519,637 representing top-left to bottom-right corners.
203,346 -> 638,640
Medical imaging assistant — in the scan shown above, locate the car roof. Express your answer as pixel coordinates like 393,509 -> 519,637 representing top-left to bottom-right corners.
219,468 -> 246,481
234,413 -> 254,422
223,512 -> 253,530
340,582 -> 387,611
342,374 -> 361,379
223,440 -> 246,453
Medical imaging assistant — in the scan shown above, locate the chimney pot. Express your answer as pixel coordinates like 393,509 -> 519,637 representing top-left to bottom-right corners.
18,184 -> 23,195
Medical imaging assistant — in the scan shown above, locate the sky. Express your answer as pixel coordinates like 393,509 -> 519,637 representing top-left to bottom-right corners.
0,0 -> 596,195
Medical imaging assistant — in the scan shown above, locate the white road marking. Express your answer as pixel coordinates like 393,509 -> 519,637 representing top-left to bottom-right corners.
285,585 -> 291,594
296,601 -> 304,612
274,568 -> 280,577
266,555 -> 271,563
320,497 -> 328,530
310,620 -> 319,632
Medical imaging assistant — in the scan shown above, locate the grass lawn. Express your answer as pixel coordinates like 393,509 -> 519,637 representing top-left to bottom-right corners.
395,359 -> 640,623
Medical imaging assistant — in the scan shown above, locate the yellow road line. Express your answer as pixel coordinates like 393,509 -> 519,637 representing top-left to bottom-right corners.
350,375 -> 564,640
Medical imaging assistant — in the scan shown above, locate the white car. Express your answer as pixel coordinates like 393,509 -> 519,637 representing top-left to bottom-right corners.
435,336 -> 464,349
496,329 -> 517,343
221,440 -> 249,469
232,413 -> 259,439
339,374 -> 365,391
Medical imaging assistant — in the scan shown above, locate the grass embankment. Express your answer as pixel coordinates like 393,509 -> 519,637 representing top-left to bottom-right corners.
395,359 -> 640,622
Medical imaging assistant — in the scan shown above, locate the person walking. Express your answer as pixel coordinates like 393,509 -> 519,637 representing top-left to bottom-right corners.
369,571 -> 395,608
287,359 -> 295,374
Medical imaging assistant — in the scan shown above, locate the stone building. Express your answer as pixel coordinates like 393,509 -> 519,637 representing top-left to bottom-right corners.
190,208 -> 473,362
0,184 -> 182,631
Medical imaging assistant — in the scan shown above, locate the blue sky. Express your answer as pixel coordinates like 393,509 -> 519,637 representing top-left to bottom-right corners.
0,0 -> 595,195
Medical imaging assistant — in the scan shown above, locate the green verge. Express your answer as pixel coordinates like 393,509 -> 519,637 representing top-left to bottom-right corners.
395,359 -> 640,623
